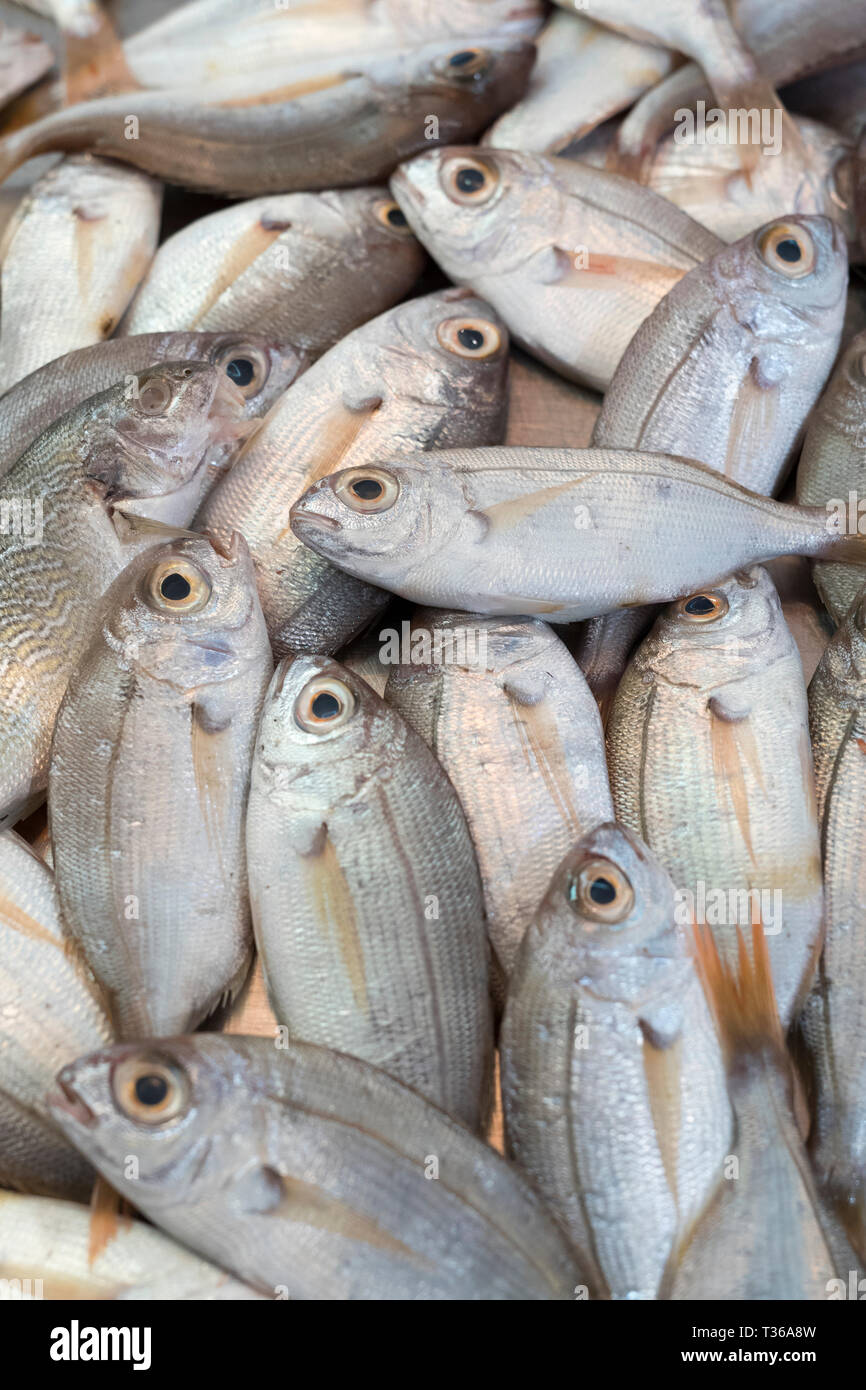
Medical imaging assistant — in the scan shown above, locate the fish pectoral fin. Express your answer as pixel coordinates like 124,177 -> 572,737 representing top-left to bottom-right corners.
230,1164 -> 285,1215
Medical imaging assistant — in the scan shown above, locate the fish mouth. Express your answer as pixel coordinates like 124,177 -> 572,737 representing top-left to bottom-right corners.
291,510 -> 340,533
49,1075 -> 97,1130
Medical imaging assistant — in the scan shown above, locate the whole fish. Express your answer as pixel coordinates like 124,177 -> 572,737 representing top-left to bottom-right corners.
593,215 -> 848,497
606,567 -> 824,1024
801,597 -> 866,1259
49,1034 -> 591,1300
121,188 -> 424,350
198,290 -> 509,656
0,23 -> 53,113
391,147 -> 722,390
246,653 -> 491,1129
0,154 -> 160,390
664,923 -> 839,1299
384,611 -> 613,983
0,829 -> 111,1200
0,361 -> 247,827
0,330 -> 304,479
0,39 -> 535,196
0,1194 -> 265,1299
797,330 -> 866,624
49,534 -> 273,1039
289,446 -> 866,624
501,823 -> 731,1300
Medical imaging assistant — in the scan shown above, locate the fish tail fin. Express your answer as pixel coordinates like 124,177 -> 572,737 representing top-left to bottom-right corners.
62,8 -> 142,104
811,528 -> 866,565
691,918 -> 785,1064
87,1176 -> 132,1265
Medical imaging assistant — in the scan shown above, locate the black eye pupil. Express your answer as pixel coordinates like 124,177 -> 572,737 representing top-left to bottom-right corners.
161,573 -> 191,601
776,237 -> 802,263
226,357 -> 255,387
457,327 -> 484,351
589,877 -> 617,905
135,1074 -> 168,1106
351,478 -> 383,500
386,206 -> 407,227
685,595 -> 715,615
456,167 -> 485,194
311,692 -> 340,720
449,50 -> 477,67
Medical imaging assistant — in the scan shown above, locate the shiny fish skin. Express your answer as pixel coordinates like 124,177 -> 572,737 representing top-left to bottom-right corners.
501,823 -> 731,1300
593,215 -> 848,497
796,330 -> 866,625
121,188 -> 425,351
198,290 -> 509,657
49,534 -> 273,1040
0,829 -> 111,1200
0,39 -> 535,196
392,147 -> 721,391
574,607 -> 660,726
0,330 -> 304,479
385,611 -> 613,982
289,446 -> 866,625
0,363 -> 247,828
606,567 -> 824,1024
0,1193 -> 266,1300
50,1034 -> 589,1301
0,154 -> 161,390
246,654 -> 492,1131
801,598 -> 866,1259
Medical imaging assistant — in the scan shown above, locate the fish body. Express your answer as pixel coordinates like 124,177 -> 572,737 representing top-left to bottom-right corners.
198,290 -> 508,656
49,1034 -> 589,1300
246,654 -> 492,1130
49,534 -> 273,1039
606,567 -> 824,1024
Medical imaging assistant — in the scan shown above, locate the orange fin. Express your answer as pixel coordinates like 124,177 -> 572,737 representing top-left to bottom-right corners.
691,919 -> 785,1063
63,10 -> 143,105
87,1177 -> 132,1265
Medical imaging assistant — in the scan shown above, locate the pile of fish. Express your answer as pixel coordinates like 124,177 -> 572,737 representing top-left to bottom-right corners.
0,0 -> 865,1303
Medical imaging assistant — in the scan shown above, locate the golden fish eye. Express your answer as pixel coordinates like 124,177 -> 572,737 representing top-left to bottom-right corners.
437,47 -> 490,79
295,676 -> 356,734
374,199 -> 413,236
334,467 -> 400,514
441,156 -> 498,206
111,1055 -> 189,1126
568,857 -> 635,925
758,222 -> 816,278
676,591 -> 729,623
437,316 -> 503,359
214,342 -> 270,398
145,559 -> 212,614
137,376 -> 174,415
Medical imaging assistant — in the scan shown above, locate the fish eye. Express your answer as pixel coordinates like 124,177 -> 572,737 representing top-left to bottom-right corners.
334,466 -> 400,514
437,316 -> 503,359
758,222 -> 816,278
438,47 -> 489,79
374,199 -> 413,235
676,591 -> 729,623
112,1055 -> 189,1126
567,857 -> 635,925
441,156 -> 499,207
145,558 -> 212,615
295,675 -> 356,734
214,342 -> 269,398
137,376 -> 174,415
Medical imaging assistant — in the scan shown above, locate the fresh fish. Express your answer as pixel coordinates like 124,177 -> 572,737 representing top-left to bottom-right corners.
391,147 -> 722,390
0,361 -> 247,827
0,828 -> 111,1200
664,923 -> 839,1299
505,348 -> 600,447
121,188 -> 424,350
606,567 -> 824,1024
385,611 -> 613,984
246,653 -> 491,1129
0,22 -> 54,112
593,216 -> 848,497
0,39 -> 535,196
484,9 -> 675,155
0,330 -> 304,479
198,290 -> 509,656
49,533 -> 273,1039
289,446 -> 866,625
797,330 -> 866,624
501,823 -> 731,1300
801,597 -> 866,1260
0,1193 -> 265,1299
573,607 -> 661,726
49,1034 -> 591,1300
0,154 -> 160,389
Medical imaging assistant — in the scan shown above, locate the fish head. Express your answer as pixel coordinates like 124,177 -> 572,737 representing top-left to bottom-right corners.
391,145 -> 552,276
715,215 -> 848,332
104,531 -> 268,687
405,37 -> 535,124
203,333 -> 307,416
649,567 -> 786,687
